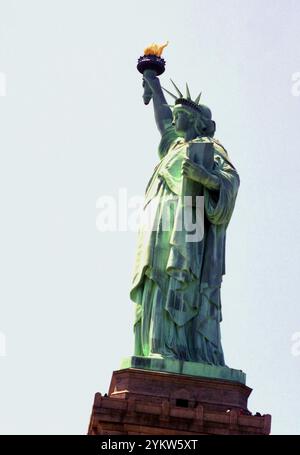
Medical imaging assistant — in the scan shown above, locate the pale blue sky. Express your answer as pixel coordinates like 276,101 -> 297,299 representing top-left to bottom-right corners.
0,0 -> 299,434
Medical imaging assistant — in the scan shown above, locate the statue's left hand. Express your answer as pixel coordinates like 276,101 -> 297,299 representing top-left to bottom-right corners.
181,158 -> 220,190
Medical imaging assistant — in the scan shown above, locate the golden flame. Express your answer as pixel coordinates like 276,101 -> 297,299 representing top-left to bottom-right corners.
143,41 -> 169,57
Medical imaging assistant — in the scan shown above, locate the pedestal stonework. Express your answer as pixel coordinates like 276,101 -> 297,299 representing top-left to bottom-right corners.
88,360 -> 271,435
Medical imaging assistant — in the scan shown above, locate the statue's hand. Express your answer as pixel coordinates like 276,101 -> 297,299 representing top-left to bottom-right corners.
181,158 -> 220,190
143,70 -> 161,94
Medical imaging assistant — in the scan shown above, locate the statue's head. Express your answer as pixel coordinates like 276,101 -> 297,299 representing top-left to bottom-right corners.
172,104 -> 216,138
163,80 -> 216,138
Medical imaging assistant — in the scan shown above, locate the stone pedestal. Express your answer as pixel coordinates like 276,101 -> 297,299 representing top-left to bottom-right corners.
88,361 -> 271,435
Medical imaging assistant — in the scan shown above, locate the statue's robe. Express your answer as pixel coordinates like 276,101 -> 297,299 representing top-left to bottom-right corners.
130,125 -> 240,365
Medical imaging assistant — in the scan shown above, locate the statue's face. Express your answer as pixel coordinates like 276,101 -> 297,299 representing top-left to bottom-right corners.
172,107 -> 194,136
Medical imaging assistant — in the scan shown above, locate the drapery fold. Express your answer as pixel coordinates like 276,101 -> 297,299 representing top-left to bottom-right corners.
130,131 -> 239,365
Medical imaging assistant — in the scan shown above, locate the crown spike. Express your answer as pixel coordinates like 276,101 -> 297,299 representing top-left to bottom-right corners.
186,83 -> 191,100
170,79 -> 183,98
194,92 -> 202,104
161,86 -> 177,100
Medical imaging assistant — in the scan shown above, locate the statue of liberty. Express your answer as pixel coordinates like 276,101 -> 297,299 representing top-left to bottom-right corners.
130,43 -> 240,367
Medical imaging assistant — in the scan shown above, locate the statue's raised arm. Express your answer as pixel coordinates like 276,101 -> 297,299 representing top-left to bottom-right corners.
143,70 -> 173,136
137,42 -> 173,136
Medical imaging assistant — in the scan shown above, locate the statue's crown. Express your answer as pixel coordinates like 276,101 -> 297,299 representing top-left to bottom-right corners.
162,79 -> 212,119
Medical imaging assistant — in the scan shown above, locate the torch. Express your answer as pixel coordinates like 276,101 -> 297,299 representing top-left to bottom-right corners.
137,41 -> 169,105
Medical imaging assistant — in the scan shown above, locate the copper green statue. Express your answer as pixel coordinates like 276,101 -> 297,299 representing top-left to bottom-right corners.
130,43 -> 240,370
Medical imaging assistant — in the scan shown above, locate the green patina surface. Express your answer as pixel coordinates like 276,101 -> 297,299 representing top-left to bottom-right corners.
120,356 -> 246,384
127,63 -> 242,382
